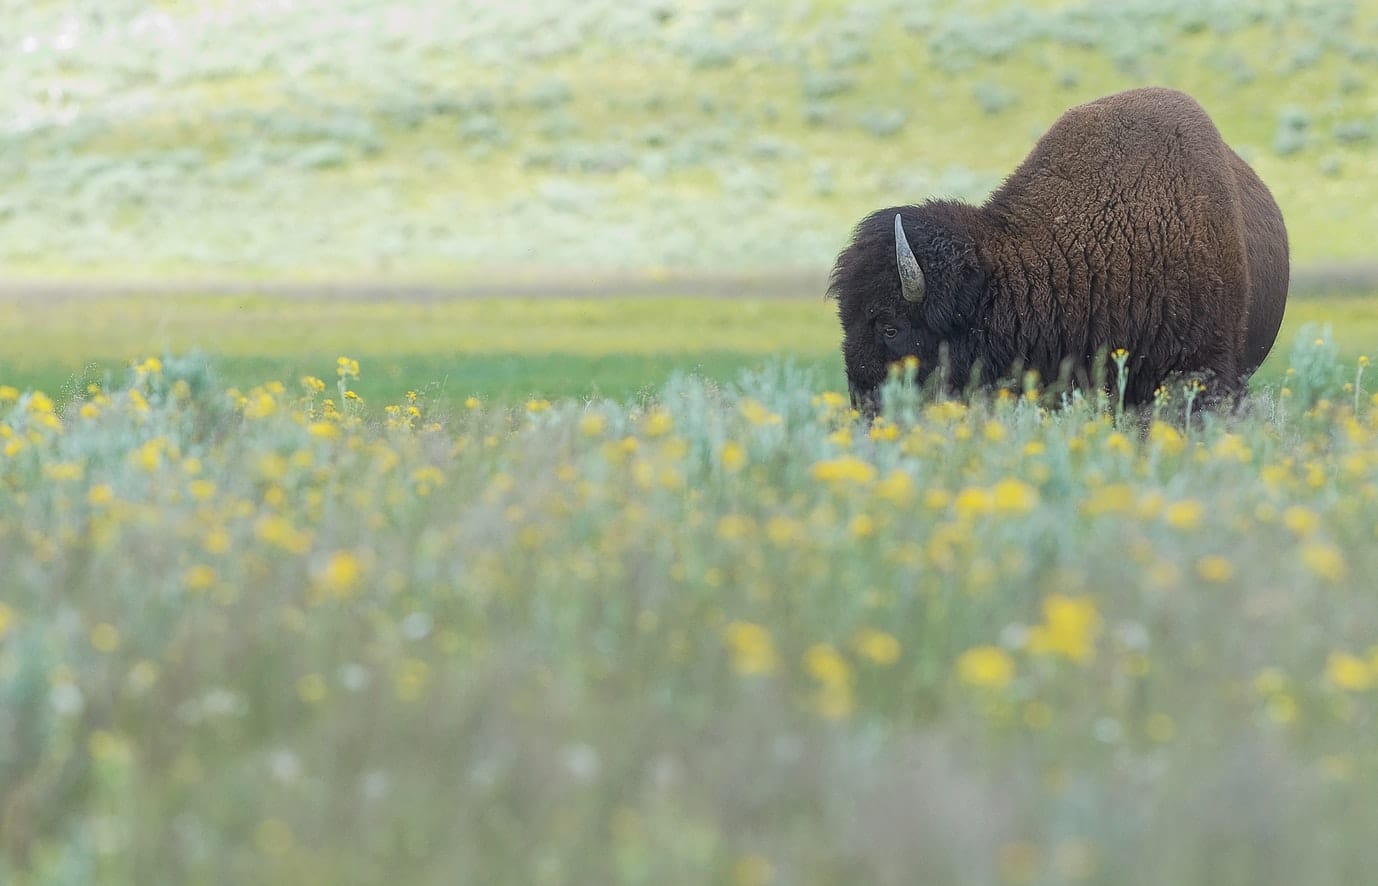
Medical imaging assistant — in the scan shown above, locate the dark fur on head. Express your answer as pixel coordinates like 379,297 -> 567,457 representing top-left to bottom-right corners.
831,87 -> 1289,414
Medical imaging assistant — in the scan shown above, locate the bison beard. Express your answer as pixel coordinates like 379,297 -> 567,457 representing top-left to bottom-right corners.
831,87 -> 1289,414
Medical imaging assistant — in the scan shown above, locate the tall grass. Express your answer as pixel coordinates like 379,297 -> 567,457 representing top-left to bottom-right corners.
3,327 -> 1378,884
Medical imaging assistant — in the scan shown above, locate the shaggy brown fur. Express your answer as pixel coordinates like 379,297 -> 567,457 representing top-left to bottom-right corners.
832,87 -> 1289,412
1232,149 -> 1290,375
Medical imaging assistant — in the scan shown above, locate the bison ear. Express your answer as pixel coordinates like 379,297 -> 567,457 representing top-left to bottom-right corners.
894,214 -> 926,303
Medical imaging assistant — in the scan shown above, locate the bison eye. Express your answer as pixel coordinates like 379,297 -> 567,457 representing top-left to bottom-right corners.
882,324 -> 899,340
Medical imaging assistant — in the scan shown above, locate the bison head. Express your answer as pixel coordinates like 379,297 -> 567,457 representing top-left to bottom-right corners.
830,202 -> 988,414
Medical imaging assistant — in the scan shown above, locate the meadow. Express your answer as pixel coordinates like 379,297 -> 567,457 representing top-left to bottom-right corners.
4,331 -> 1378,885
1,289 -> 1377,406
6,0 -> 1378,883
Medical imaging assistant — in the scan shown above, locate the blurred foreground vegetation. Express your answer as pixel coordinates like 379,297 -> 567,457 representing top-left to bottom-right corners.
3,330 -> 1378,884
2,0 -> 1377,277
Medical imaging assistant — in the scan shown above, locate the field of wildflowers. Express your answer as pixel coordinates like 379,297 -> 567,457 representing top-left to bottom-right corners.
3,328 -> 1378,885
6,0 -> 1378,880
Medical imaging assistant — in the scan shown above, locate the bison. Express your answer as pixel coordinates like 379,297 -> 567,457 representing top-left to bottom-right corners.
831,87 -> 1289,413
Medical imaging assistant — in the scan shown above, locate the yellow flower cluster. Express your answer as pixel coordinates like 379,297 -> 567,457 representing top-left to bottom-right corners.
2,344 -> 1378,880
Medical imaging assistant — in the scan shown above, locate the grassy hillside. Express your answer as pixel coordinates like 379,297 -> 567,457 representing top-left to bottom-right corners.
2,0 -> 1377,278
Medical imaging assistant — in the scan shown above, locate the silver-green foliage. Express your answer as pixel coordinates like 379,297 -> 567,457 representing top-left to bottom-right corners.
2,330 -> 1378,884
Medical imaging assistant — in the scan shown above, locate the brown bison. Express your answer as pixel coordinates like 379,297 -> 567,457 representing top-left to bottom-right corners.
831,87 -> 1289,412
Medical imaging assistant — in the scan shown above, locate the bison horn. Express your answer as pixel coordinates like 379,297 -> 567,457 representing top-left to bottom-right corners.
894,213 -> 925,303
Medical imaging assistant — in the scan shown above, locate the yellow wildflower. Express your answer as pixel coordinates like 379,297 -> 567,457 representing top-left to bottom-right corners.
131,439 -> 165,473
953,486 -> 994,518
854,628 -> 901,666
724,621 -> 778,676
804,644 -> 852,686
716,514 -> 755,541
315,551 -> 364,599
1196,555 -> 1235,583
876,469 -> 914,503
1080,483 -> 1133,515
869,419 -> 899,442
804,644 -> 856,719
1148,422 -> 1185,455
810,392 -> 847,417
926,400 -> 967,422
254,514 -> 311,555
642,409 -> 673,436
811,455 -> 877,485
181,564 -> 216,592
202,526 -> 231,555
1301,543 -> 1346,582
1212,434 -> 1252,463
814,683 -> 855,719
296,674 -> 330,704
242,388 -> 276,419
765,516 -> 803,547
955,645 -> 1015,689
1027,595 -> 1100,663
720,441 -> 747,472
739,398 -> 782,427
1104,431 -> 1132,456
991,478 -> 1039,513
1282,506 -> 1319,537
42,462 -> 83,482
1163,499 -> 1203,530
90,623 -> 121,653
1266,693 -> 1298,725
411,465 -> 445,496
88,730 -> 131,763
1326,652 -> 1373,692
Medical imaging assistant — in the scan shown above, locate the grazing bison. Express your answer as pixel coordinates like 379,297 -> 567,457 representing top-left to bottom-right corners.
832,87 -> 1289,412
